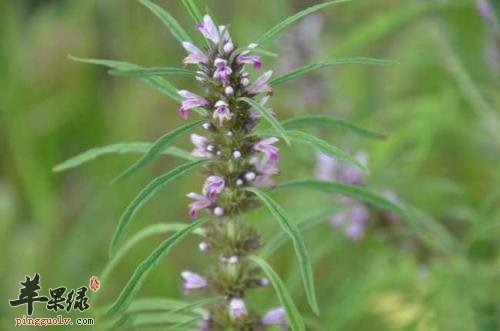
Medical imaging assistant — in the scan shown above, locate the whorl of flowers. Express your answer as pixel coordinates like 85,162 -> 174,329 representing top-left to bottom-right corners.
181,14 -> 283,330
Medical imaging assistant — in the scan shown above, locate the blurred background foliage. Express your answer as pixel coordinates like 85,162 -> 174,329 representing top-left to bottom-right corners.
1,0 -> 499,330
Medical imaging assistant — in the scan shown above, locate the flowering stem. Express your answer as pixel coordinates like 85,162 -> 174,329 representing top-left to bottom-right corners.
179,14 -> 285,330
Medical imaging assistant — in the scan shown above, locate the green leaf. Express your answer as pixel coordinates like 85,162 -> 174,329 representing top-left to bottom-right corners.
245,188 -> 319,316
53,143 -> 196,173
181,0 -> 203,25
270,57 -> 397,86
282,115 -> 386,140
139,0 -> 192,44
125,298 -> 198,315
101,223 -> 204,285
239,97 -> 291,145
261,209 -> 337,259
277,180 -> 407,216
109,67 -> 195,78
256,130 -> 367,173
249,256 -> 306,331
107,218 -> 208,315
113,120 -> 205,182
255,0 -> 351,44
68,55 -> 183,103
109,160 -> 209,256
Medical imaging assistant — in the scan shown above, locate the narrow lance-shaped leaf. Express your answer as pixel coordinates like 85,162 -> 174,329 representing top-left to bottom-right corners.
53,143 -> 196,173
181,0 -> 203,25
68,56 -> 182,103
113,119 -> 205,182
245,188 -> 319,316
249,256 -> 306,331
100,223 -> 204,285
277,180 -> 407,217
109,67 -> 195,78
239,97 -> 291,145
107,218 -> 208,315
139,0 -> 192,44
255,0 -> 351,44
261,209 -> 337,259
255,129 -> 367,173
270,57 -> 398,86
282,115 -> 387,140
109,160 -> 209,256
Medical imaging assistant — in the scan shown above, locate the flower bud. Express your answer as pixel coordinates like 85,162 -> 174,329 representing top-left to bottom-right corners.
214,207 -> 225,216
236,178 -> 244,187
232,150 -> 242,159
223,42 -> 234,53
225,86 -> 234,96
198,242 -> 209,252
244,172 -> 256,181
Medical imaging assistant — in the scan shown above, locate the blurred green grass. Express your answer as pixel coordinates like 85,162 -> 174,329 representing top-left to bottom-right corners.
1,0 -> 499,330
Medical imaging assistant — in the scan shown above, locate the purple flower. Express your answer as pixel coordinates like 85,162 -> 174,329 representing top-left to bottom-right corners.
254,137 -> 280,163
330,202 -> 369,241
190,134 -> 212,158
250,156 -> 279,175
181,271 -> 207,295
340,151 -> 367,185
213,58 -> 233,85
197,313 -> 211,331
250,96 -> 276,120
229,298 -> 247,319
237,54 -> 262,70
197,14 -> 220,43
178,90 -> 209,119
381,190 -> 401,224
315,152 -> 337,182
314,151 -> 367,185
219,25 -> 232,43
247,70 -> 273,94
213,100 -> 233,125
202,176 -> 225,201
182,42 -> 208,65
262,308 -> 287,328
187,193 -> 212,219
253,175 -> 276,188
476,0 -> 494,21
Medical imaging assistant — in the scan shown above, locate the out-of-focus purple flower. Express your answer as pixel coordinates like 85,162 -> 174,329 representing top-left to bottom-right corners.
187,193 -> 212,219
381,190 -> 401,224
315,152 -> 337,181
330,202 -> 369,241
197,313 -> 211,331
213,58 -> 233,85
191,134 -> 212,158
181,271 -> 207,295
182,42 -> 208,65
229,298 -> 247,319
213,100 -> 233,125
262,308 -> 287,328
197,15 -> 220,43
476,0 -> 494,21
247,71 -> 273,94
254,137 -> 280,163
237,54 -> 262,70
314,151 -> 367,185
178,90 -> 209,119
250,96 -> 276,120
202,176 -> 225,201
340,151 -> 367,185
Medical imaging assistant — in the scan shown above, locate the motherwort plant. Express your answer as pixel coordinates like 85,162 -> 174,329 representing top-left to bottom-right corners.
55,1 -> 404,330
